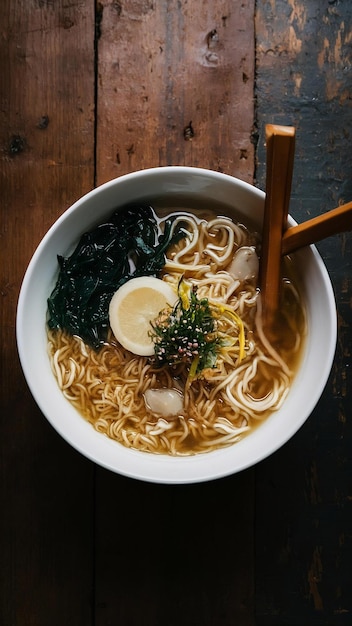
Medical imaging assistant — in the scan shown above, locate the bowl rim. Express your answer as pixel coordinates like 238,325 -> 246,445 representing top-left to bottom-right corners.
16,166 -> 338,484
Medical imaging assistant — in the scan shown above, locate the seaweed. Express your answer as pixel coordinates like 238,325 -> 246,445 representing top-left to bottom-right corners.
47,205 -> 186,349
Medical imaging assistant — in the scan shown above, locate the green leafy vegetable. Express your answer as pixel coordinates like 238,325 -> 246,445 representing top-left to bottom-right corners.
47,205 -> 186,349
150,279 -> 221,380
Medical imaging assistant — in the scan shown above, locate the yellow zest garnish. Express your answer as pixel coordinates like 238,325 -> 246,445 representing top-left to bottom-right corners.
214,303 -> 246,363
187,355 -> 200,385
178,277 -> 191,310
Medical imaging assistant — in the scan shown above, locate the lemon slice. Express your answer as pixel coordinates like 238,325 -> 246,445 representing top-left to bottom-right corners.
109,276 -> 178,356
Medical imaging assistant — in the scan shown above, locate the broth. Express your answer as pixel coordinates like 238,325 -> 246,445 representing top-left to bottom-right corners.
47,204 -> 306,456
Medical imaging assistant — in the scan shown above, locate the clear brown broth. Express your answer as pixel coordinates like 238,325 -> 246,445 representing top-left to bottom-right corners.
48,202 -> 307,455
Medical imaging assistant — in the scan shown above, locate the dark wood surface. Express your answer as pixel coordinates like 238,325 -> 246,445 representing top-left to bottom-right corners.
1,1 -> 351,624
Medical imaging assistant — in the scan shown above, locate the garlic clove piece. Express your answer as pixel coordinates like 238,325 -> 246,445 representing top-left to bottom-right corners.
227,246 -> 259,282
144,388 -> 184,417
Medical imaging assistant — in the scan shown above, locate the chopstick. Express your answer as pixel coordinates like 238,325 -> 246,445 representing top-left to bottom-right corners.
259,124 -> 296,330
281,200 -> 352,255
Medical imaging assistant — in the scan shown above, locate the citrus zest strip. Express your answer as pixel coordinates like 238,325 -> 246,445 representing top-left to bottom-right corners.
213,303 -> 246,363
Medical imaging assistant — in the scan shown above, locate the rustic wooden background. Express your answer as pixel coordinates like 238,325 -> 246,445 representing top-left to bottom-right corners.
1,1 -> 351,624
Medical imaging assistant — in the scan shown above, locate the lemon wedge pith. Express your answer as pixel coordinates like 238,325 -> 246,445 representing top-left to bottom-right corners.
109,276 -> 178,356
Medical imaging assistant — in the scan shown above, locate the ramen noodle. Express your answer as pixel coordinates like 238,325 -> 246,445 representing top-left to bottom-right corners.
47,208 -> 306,455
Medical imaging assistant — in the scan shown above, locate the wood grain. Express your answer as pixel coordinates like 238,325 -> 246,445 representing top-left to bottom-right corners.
95,0 -> 255,184
0,1 -> 95,623
94,471 -> 255,626
259,124 -> 295,328
94,2 -> 256,624
282,200 -> 352,255
255,0 -> 352,622
1,0 -> 351,624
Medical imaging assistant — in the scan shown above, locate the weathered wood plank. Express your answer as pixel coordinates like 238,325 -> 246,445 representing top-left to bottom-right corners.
95,0 -> 255,184
94,470 -> 255,626
0,1 -> 96,624
3,0 -> 351,623
255,0 -> 352,622
94,2 -> 256,624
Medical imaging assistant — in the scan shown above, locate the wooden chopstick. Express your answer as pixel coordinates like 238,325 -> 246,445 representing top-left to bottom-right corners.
281,200 -> 352,255
259,124 -> 296,329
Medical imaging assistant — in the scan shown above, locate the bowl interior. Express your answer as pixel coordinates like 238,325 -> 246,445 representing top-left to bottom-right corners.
16,166 -> 337,483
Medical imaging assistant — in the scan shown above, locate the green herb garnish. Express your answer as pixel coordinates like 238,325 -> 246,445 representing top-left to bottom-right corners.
150,280 -> 221,381
47,205 -> 186,349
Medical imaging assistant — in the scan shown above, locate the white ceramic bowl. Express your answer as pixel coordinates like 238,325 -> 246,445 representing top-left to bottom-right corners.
16,166 -> 337,484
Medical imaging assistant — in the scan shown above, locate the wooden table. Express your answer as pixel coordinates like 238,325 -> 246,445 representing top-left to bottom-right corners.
1,1 -> 351,624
